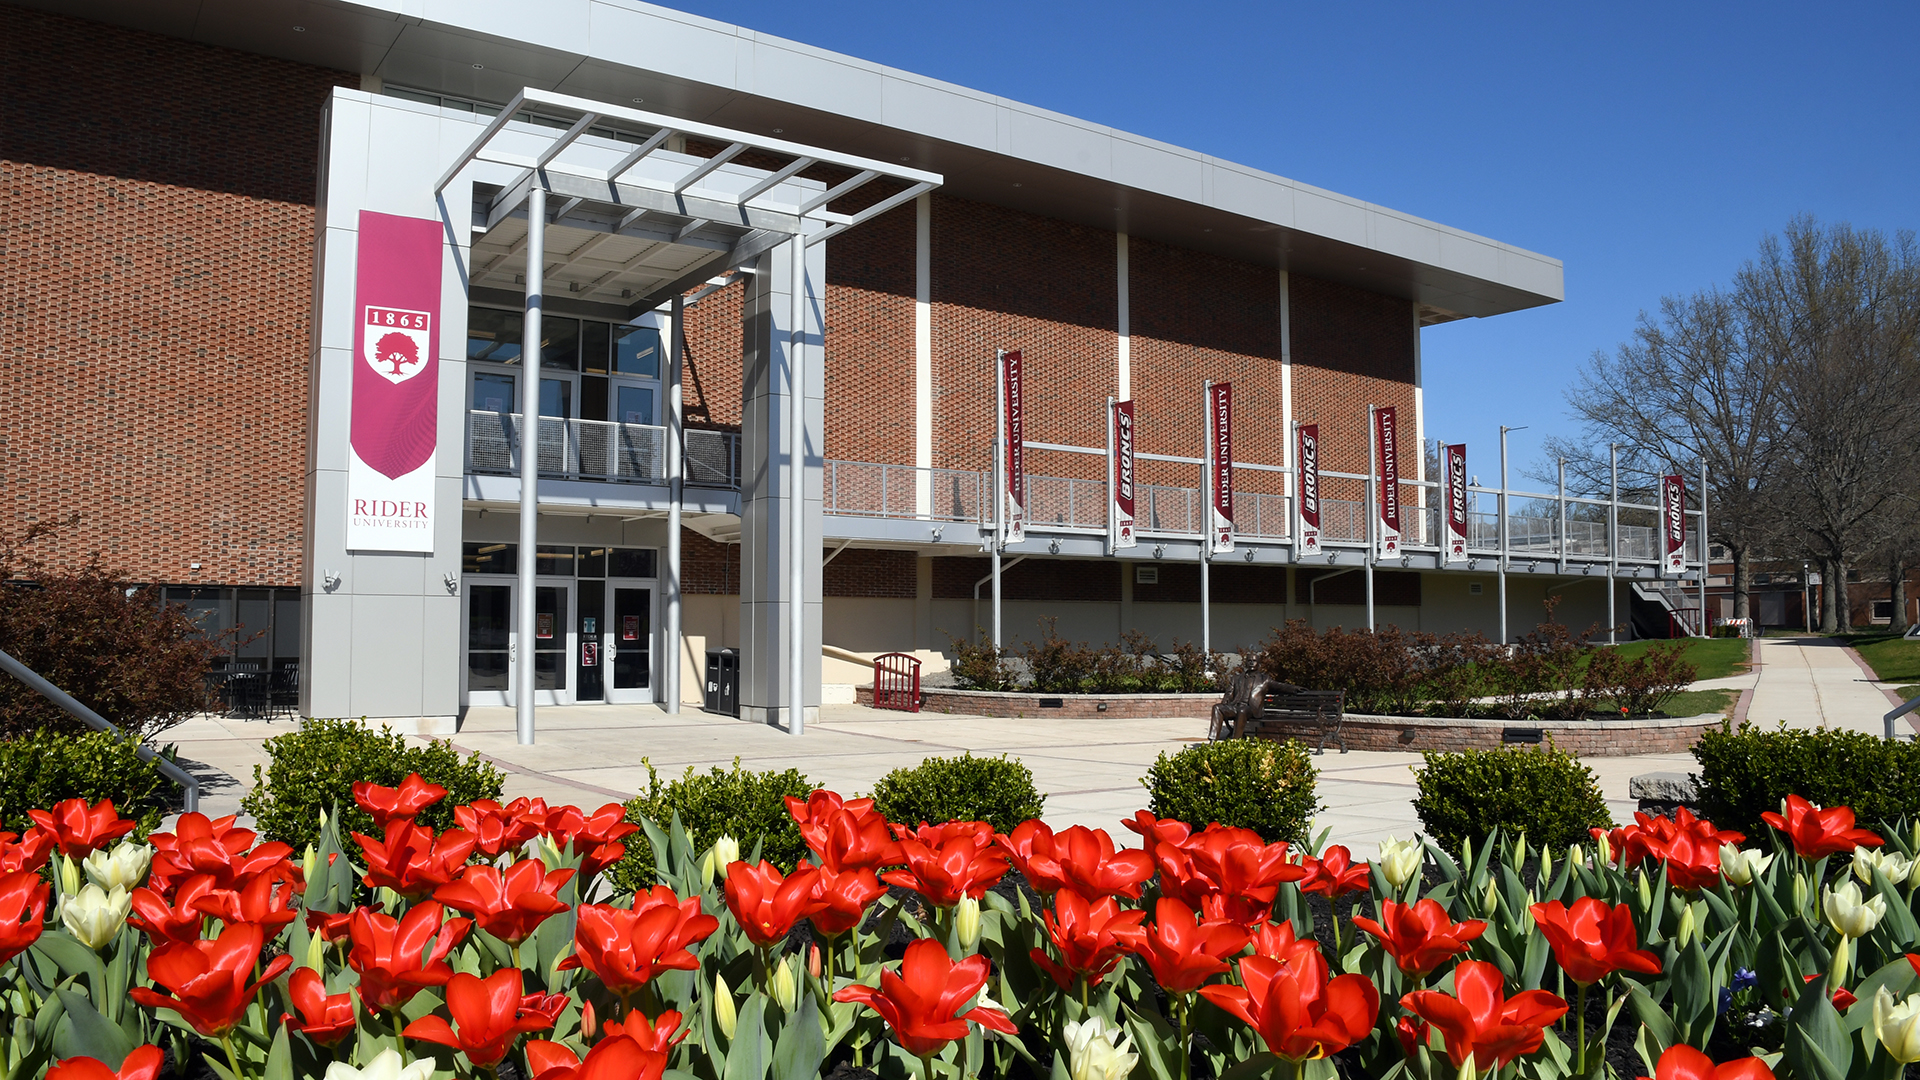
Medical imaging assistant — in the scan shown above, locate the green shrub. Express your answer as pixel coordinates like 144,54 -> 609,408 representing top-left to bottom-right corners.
611,758 -> 814,890
1692,723 -> 1920,836
1142,739 -> 1321,845
240,718 -> 504,850
0,731 -> 173,836
1412,743 -> 1612,858
868,753 -> 1046,834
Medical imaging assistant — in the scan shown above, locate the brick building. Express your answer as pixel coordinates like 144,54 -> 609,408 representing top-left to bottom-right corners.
1,0 -> 1696,732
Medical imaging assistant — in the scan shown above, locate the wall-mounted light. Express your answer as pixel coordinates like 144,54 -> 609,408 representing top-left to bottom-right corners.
1048,538 -> 1061,555
1152,544 -> 1165,559
930,526 -> 944,541
1326,552 -> 1338,564
1244,548 -> 1256,562
322,570 -> 341,592
1399,555 -> 1410,567
443,572 -> 459,595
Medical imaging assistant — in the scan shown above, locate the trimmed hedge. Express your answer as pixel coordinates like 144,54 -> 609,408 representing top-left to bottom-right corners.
1692,723 -> 1920,837
868,754 -> 1046,835
613,758 -> 814,889
1142,739 -> 1321,845
1412,743 -> 1612,858
0,731 -> 172,836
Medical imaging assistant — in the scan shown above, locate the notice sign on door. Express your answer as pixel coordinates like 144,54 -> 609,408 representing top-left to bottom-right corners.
622,615 -> 640,641
582,642 -> 599,667
537,613 -> 554,640
346,211 -> 443,554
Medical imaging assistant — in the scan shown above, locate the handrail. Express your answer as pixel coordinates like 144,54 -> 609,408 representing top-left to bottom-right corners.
1886,692 -> 1920,741
0,647 -> 200,813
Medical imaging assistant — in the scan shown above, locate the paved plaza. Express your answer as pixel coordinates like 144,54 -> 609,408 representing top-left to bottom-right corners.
166,636 -> 1910,859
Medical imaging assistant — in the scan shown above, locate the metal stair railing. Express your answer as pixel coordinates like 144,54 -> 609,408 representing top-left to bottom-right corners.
0,647 -> 200,813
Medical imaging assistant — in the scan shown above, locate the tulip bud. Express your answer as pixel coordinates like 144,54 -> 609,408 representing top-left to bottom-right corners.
1378,836 -> 1422,891
59,884 -> 131,951
712,834 -> 741,871
1538,843 -> 1554,886
808,943 -> 822,980
1637,870 -> 1652,912
319,805 -> 329,831
770,956 -> 798,1013
58,855 -> 82,898
303,844 -> 319,884
714,974 -> 738,1039
1793,872 -> 1809,914
1676,904 -> 1697,948
82,842 -> 152,893
305,926 -> 328,973
1593,830 -> 1611,866
955,895 -> 983,951
1482,877 -> 1499,917
699,850 -> 716,888
1878,987 -> 1920,1063
1830,934 -> 1852,990
581,997 -> 596,1039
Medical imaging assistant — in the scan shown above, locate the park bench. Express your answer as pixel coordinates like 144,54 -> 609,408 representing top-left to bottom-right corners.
1209,673 -> 1347,754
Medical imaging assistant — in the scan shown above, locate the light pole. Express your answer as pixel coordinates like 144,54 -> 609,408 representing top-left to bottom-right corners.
1498,425 -> 1527,645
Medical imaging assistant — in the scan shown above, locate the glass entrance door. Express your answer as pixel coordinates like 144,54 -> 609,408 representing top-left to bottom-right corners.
606,584 -> 654,703
464,583 -> 512,707
576,584 -> 605,703
532,584 -> 570,703
460,579 -> 575,707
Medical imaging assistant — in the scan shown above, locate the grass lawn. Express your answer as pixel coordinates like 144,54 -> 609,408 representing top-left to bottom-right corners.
1841,633 -> 1920,683
1660,687 -> 1737,718
1587,637 -> 1752,681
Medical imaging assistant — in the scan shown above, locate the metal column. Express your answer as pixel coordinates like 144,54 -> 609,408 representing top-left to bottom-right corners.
665,295 -> 684,714
516,184 -> 546,745
1497,425 -> 1512,645
1365,404 -> 1377,632
992,350 -> 1006,650
1201,380 -> 1213,655
788,238 -> 806,736
1608,444 -> 1619,645
1698,458 -> 1709,636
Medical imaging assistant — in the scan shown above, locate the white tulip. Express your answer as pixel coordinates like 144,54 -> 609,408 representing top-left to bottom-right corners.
323,1050 -> 436,1080
955,895 -> 983,951
1824,879 -> 1887,939
1854,846 -> 1914,887
1719,844 -> 1773,887
59,885 -> 130,951
1877,987 -> 1920,1063
711,834 -> 741,870
82,842 -> 151,893
1378,836 -> 1422,890
1064,1015 -> 1140,1080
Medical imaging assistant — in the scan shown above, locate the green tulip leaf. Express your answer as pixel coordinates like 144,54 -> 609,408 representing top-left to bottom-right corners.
51,988 -> 132,1064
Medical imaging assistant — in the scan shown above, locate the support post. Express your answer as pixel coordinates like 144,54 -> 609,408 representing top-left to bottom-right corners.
1557,458 -> 1568,574
1201,380 -> 1213,654
1365,404 -> 1377,632
993,350 -> 1005,650
516,184 -> 546,745
1699,457 -> 1709,636
1608,443 -> 1619,645
1498,424 -> 1511,645
788,238 -> 806,735
665,295 -> 684,713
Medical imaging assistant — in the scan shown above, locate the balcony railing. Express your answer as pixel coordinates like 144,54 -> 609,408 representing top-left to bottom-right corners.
466,411 -> 740,488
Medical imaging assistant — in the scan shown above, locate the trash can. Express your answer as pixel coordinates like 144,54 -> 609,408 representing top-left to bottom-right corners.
704,648 -> 739,717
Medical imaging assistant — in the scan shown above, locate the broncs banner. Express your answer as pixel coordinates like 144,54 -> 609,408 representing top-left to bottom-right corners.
1662,474 -> 1687,576
1109,399 -> 1136,551
1001,350 -> 1026,546
347,211 -> 442,553
1443,443 -> 1469,564
1206,382 -> 1233,553
1374,406 -> 1401,558
1296,424 -> 1322,557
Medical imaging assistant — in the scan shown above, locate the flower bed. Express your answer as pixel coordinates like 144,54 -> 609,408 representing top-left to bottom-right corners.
1,777 -> 1911,1079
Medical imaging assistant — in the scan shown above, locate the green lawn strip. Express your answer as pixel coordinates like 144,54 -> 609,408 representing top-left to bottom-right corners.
1840,633 -> 1920,683
1658,688 -> 1737,718
1580,637 -> 1752,681
1899,685 -> 1920,702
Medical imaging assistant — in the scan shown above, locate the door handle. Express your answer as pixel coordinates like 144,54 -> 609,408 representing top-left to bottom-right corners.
509,644 -> 516,662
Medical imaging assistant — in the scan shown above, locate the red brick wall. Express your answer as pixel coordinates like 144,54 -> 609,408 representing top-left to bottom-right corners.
0,6 -> 353,585
680,528 -> 739,595
931,557 -> 1120,602
823,548 -> 916,598
1289,274 -> 1417,485
823,202 -> 914,464
680,281 -> 744,431
1134,563 -> 1289,604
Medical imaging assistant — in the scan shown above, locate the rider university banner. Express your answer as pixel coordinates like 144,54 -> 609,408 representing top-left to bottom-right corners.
1109,399 -> 1136,551
1296,424 -> 1322,557
1001,350 -> 1026,546
1206,382 -> 1234,553
1374,405 -> 1401,558
347,211 -> 442,553
1443,442 -> 1469,564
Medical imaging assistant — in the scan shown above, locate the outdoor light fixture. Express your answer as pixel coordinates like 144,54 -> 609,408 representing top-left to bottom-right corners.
1244,548 -> 1256,562
1048,538 -> 1061,554
1153,544 -> 1165,559
1327,552 -> 1338,564
1469,559 -> 1480,570
322,570 -> 341,592
443,572 -> 459,595
930,526 -> 944,541
1400,555 -> 1410,567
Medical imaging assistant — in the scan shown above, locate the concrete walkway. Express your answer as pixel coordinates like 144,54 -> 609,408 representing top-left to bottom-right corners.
1744,635 -> 1903,736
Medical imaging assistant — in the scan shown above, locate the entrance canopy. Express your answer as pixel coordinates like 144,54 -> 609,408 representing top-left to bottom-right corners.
437,88 -> 941,314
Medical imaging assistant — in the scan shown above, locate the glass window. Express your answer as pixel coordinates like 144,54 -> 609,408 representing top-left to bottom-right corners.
468,308 -> 523,365
608,548 -> 657,578
578,547 -> 608,579
235,589 -> 272,660
541,317 -> 580,371
274,593 -> 301,666
615,384 -> 655,427
536,545 -> 577,576
463,542 -> 517,575
472,371 -> 516,413
582,322 -> 611,375
615,326 -> 662,377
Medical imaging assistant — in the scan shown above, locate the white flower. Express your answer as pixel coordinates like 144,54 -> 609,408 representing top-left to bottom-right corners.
971,990 -> 1009,1041
1824,879 -> 1887,939
770,955 -> 798,1012
955,895 -> 982,951
324,1049 -> 436,1080
59,884 -> 130,951
1854,846 -> 1913,887
714,974 -> 738,1040
1877,986 -> 1920,1063
1719,844 -> 1773,887
1063,1015 -> 1139,1080
1377,836 -> 1422,890
711,834 -> 741,870
82,842 -> 151,893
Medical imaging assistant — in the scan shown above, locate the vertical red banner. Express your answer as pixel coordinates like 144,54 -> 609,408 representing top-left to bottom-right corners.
1663,474 -> 1687,575
1444,443 -> 1469,563
347,210 -> 443,553
1374,406 -> 1401,557
1002,350 -> 1026,545
1297,424 -> 1322,557
1111,399 -> 1136,550
1207,382 -> 1233,553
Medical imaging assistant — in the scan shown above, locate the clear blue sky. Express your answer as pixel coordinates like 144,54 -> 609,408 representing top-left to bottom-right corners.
655,0 -> 1917,482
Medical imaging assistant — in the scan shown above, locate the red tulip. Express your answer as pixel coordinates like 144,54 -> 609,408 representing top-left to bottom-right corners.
1529,898 -> 1662,985
306,909 -> 354,944
129,876 -> 222,945
786,790 -> 902,872
355,820 -> 477,898
352,773 -> 447,830
833,937 -> 1016,1058
558,888 -> 718,991
1401,959 -> 1569,1071
1397,1015 -> 1431,1058
403,969 -> 556,1067
524,1038 -> 671,1080
1352,898 -> 1487,978
996,822 -> 1155,900
1761,795 -> 1882,860
1199,949 -> 1380,1062
0,869 -> 49,966
537,803 -> 640,879
455,797 -> 547,859
809,866 -> 888,939
1596,809 -> 1745,891
724,860 -> 821,947
44,1046 -> 164,1080
147,814 -> 297,894
191,873 -> 301,936
1637,1044 -> 1776,1080
883,821 -> 1009,907
348,902 -> 473,1011
435,859 -> 576,945
1798,973 -> 1857,1010
1120,810 -> 1192,859
27,798 -> 138,859
128,922 -> 292,1037
284,967 -> 356,1046
0,829 -> 55,874
600,1010 -> 689,1052
1299,845 -> 1372,899
1127,897 -> 1252,995
1247,918 -> 1322,965
1030,887 -> 1147,990
1158,824 -> 1307,925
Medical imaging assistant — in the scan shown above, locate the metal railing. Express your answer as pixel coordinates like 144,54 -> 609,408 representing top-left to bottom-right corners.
0,648 -> 199,812
467,411 -> 740,488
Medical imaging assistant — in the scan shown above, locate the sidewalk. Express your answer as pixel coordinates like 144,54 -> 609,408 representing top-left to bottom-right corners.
1744,635 -> 1902,736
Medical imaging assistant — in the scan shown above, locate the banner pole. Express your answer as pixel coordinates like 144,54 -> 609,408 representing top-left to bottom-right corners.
1106,396 -> 1116,555
1699,457 -> 1709,636
1289,421 -> 1300,565
1608,443 -> 1619,645
1498,425 -> 1511,646
666,295 -> 684,714
1558,457 -> 1568,575
1366,405 -> 1377,633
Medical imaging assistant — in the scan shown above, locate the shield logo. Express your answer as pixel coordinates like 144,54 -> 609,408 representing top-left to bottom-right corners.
363,306 -> 432,385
